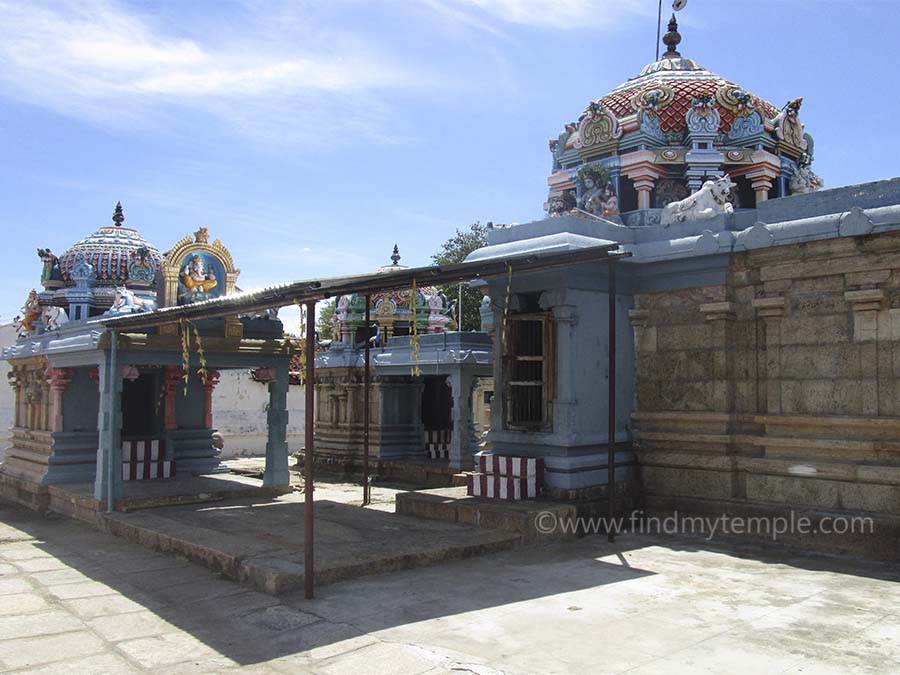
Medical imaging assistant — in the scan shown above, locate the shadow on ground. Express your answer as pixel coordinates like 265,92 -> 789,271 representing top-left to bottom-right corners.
2,491 -> 900,668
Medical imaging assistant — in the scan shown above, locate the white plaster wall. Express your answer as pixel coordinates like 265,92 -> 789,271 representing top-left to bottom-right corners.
0,324 -> 15,461
211,369 -> 306,458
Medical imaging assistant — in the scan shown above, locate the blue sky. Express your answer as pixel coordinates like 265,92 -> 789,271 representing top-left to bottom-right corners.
1,0 -> 898,329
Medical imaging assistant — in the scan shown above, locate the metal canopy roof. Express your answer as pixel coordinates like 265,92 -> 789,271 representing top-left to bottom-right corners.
96,243 -> 627,331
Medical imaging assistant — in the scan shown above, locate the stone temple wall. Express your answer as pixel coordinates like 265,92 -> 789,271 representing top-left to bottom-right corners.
632,230 -> 900,556
0,324 -> 15,461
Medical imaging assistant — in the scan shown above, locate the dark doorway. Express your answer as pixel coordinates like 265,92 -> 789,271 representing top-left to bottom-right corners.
421,375 -> 452,459
121,371 -> 161,437
421,376 -> 452,431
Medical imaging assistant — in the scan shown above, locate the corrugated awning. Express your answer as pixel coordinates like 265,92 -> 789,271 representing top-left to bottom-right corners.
95,243 -> 627,331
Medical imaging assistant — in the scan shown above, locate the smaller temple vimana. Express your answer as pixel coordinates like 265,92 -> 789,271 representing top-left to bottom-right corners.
3,206 -> 295,512
5,14 -> 900,555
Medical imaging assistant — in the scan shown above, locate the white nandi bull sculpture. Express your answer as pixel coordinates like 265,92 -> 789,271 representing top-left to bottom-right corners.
661,175 -> 736,227
42,305 -> 69,330
104,287 -> 158,316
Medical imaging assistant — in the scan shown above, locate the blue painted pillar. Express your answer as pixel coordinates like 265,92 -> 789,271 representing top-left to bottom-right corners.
93,339 -> 123,507
263,365 -> 290,487
448,370 -> 475,470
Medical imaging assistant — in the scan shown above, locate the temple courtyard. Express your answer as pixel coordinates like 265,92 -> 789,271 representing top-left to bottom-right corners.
1,485 -> 899,674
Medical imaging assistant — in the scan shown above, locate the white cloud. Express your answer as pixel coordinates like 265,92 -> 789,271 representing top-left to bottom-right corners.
0,0 -> 425,143
428,0 -> 652,31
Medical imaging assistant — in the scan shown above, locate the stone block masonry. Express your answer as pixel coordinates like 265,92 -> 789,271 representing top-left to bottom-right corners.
633,231 -> 900,558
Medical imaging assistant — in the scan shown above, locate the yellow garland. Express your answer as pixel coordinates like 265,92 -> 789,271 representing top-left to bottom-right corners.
179,319 -> 190,395
501,263 -> 513,359
297,303 -> 307,386
179,318 -> 209,395
410,278 -> 421,376
192,322 -> 209,385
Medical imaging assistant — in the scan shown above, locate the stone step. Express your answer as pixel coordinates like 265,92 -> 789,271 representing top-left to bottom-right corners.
396,487 -> 578,543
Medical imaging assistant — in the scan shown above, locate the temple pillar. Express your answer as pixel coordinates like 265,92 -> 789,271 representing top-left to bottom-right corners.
633,177 -> 656,210
94,357 -> 124,503
8,369 -> 21,428
163,366 -> 184,431
752,297 -> 786,414
46,368 -> 73,433
620,150 -> 666,210
738,151 -> 781,206
448,370 -> 475,470
201,370 -> 221,429
700,303 -> 737,413
751,176 -> 773,204
263,366 -> 290,487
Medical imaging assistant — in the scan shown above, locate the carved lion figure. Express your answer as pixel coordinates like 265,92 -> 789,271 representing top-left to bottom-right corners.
661,176 -> 736,227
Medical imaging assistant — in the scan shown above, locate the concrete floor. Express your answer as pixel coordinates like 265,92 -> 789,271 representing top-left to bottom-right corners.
2,497 -> 899,674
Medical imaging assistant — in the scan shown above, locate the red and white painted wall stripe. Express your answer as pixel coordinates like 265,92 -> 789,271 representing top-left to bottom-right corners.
122,439 -> 175,480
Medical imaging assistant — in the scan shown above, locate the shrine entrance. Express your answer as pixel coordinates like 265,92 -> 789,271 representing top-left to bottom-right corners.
421,375 -> 452,460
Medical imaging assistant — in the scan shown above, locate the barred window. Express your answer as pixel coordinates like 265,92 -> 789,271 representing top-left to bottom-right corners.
503,313 -> 553,430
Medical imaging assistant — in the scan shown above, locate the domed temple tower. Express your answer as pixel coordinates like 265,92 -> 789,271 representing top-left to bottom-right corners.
546,15 -> 822,224
38,202 -> 162,320
3,205 -> 293,514
467,11 -> 900,554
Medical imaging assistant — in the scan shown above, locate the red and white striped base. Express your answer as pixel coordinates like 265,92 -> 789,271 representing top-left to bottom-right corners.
478,455 -> 544,484
425,429 -> 450,460
466,454 -> 544,501
122,439 -> 175,481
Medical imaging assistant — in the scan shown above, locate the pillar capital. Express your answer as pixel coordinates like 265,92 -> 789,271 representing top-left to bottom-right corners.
752,296 -> 786,319
700,302 -> 737,322
844,288 -> 886,313
201,369 -> 221,391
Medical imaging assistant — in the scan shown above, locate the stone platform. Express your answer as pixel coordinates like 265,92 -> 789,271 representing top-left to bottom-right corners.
48,474 -> 293,524
396,486 -> 580,542
98,491 -> 521,595
0,470 -> 291,523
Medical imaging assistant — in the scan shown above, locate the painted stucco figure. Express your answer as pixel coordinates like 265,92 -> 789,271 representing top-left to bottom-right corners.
180,255 -> 218,303
104,287 -> 158,315
15,290 -> 42,337
661,175 -> 735,226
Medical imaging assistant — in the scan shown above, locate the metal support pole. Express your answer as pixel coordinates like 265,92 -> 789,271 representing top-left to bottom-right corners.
107,329 -> 118,513
304,300 -> 316,599
363,295 -> 371,506
607,260 -> 617,543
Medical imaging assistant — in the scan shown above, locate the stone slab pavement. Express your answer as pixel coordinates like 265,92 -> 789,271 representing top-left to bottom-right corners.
2,496 -> 900,674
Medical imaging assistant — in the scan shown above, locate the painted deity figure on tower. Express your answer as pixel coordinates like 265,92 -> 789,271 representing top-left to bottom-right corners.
180,255 -> 218,303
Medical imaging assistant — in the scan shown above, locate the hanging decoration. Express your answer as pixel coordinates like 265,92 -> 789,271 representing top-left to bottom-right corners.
410,278 -> 422,376
297,301 -> 307,386
501,263 -> 513,356
179,318 -> 210,395
192,322 -> 209,386
180,319 -> 190,395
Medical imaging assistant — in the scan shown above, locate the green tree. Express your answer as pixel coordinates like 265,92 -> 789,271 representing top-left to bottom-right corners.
316,297 -> 336,340
431,222 -> 489,331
